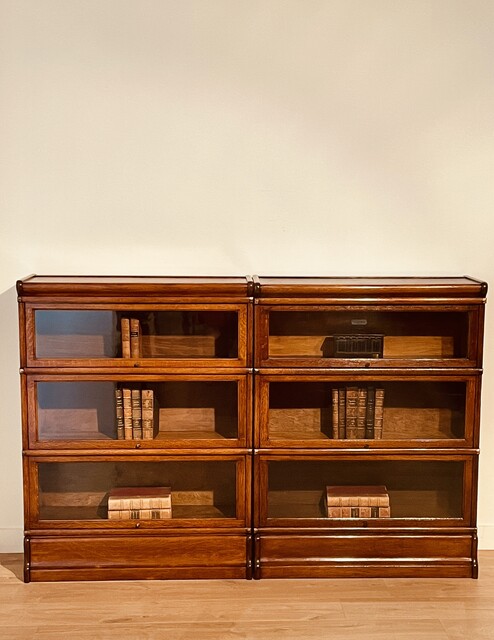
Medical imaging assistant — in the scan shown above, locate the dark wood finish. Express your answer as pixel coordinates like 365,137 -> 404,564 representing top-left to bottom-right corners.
254,275 -> 486,579
27,534 -> 248,581
256,533 -> 476,578
18,276 -> 254,581
17,275 -> 486,580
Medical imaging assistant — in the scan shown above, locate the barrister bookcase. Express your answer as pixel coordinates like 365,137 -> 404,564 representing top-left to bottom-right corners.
17,275 -> 487,580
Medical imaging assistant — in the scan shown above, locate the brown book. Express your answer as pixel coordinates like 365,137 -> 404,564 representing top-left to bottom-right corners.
374,388 -> 384,439
130,318 -> 141,358
331,388 -> 339,439
338,388 -> 346,439
345,387 -> 358,439
115,388 -> 124,440
326,485 -> 390,507
356,387 -> 367,439
108,508 -> 172,520
131,388 -> 142,439
365,386 -> 375,439
327,505 -> 390,518
121,318 -> 131,358
108,486 -> 172,511
141,389 -> 159,440
122,388 -> 133,439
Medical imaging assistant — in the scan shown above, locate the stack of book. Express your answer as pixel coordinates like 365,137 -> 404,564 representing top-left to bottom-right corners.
107,487 -> 172,520
115,387 -> 159,440
325,485 -> 391,518
331,386 -> 384,439
121,317 -> 142,358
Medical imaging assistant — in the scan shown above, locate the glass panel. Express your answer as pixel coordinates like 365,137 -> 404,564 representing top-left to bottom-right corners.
38,460 -> 237,520
35,310 -> 239,359
35,311 -> 118,358
267,460 -> 464,520
37,381 -> 238,441
267,381 -> 466,441
268,311 -> 469,360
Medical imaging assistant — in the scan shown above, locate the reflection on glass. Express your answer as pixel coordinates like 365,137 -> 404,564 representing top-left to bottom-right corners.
268,311 -> 468,360
35,310 -> 239,359
38,461 -> 237,521
267,460 -> 464,520
37,381 -> 239,441
267,381 -> 466,441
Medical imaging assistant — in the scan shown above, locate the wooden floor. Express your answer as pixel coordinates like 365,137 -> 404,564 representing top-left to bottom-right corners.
1,553 -> 494,639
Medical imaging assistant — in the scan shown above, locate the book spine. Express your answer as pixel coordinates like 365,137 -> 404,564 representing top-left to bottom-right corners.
357,387 -> 367,439
331,388 -> 339,439
338,388 -> 346,439
108,508 -> 172,520
141,389 -> 159,440
109,495 -> 172,510
345,387 -> 358,439
121,318 -> 131,358
327,506 -> 391,518
365,386 -> 375,439
130,318 -> 141,358
131,388 -> 142,439
115,388 -> 124,440
122,388 -> 133,439
374,388 -> 384,439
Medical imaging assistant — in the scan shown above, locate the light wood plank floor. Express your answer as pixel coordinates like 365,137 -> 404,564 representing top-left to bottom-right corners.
1,553 -> 494,639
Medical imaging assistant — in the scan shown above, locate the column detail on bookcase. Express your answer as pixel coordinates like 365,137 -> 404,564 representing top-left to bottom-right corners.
253,276 -> 486,579
18,276 -> 254,582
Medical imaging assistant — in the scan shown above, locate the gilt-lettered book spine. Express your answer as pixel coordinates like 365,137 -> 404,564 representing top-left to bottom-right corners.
130,318 -> 141,358
121,318 -> 131,358
331,388 -> 339,439
365,386 -> 375,439
338,388 -> 346,439
122,388 -> 133,439
115,387 -> 124,440
374,388 -> 384,439
345,387 -> 359,439
357,387 -> 367,439
141,389 -> 159,440
108,508 -> 172,520
131,388 -> 142,439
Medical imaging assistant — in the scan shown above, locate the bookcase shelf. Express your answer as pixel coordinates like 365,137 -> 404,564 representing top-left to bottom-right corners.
18,275 -> 486,580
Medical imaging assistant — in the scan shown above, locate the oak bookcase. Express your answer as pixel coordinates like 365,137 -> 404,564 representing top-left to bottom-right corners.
17,275 -> 487,581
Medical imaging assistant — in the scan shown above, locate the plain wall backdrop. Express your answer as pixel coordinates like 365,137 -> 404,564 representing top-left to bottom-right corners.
1,0 -> 494,551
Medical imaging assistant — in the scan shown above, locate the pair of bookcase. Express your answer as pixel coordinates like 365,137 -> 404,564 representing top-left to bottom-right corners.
17,275 -> 487,581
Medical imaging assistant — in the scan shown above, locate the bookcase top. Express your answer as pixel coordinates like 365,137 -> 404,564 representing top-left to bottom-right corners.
256,276 -> 487,299
17,275 -> 252,298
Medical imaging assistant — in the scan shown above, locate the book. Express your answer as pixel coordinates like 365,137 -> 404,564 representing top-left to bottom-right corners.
115,388 -> 124,440
374,388 -> 384,439
357,387 -> 367,439
108,486 -> 172,511
331,388 -> 339,439
130,318 -> 141,358
122,388 -> 133,439
327,505 -> 390,518
325,485 -> 390,508
345,387 -> 359,439
121,318 -> 131,358
131,388 -> 142,439
365,386 -> 375,439
141,389 -> 159,440
338,388 -> 346,439
108,508 -> 172,520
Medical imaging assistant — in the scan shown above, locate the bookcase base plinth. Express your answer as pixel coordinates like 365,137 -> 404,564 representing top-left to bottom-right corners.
25,533 -> 251,582
255,532 -> 477,579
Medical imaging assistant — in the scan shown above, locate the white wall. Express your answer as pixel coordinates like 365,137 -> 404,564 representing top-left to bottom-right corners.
1,0 -> 494,551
